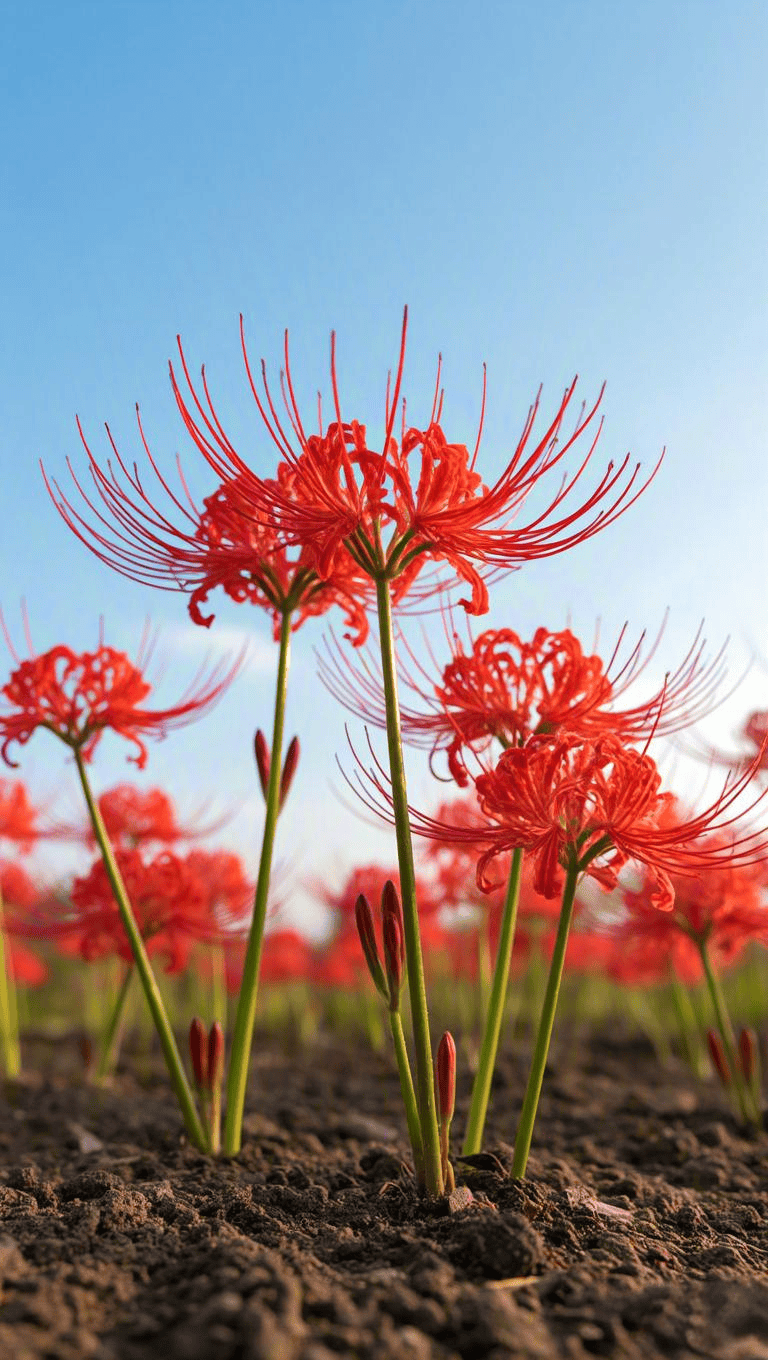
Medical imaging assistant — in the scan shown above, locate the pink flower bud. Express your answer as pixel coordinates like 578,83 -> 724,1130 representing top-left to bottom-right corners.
738,1027 -> 757,1083
381,880 -> 405,1008
208,1021 -> 225,1091
279,737 -> 300,809
189,1016 -> 208,1088
435,1031 -> 456,1126
254,731 -> 271,800
706,1028 -> 731,1088
355,893 -> 387,998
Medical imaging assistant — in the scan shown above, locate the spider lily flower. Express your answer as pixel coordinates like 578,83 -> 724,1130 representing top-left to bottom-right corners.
470,734 -> 768,910
0,779 -> 40,851
59,848 -> 224,973
0,618 -> 242,769
45,416 -> 373,643
53,310 -> 660,624
617,841 -> 768,967
319,617 -> 730,787
351,722 -> 768,914
154,308 -> 661,617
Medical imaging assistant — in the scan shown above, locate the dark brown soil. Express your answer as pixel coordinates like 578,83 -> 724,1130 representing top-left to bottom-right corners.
0,1029 -> 766,1360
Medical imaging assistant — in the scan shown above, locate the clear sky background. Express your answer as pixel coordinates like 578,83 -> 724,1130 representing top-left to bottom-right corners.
1,1 -> 766,936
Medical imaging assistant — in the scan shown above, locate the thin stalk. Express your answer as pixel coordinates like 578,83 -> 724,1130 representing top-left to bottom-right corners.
224,609 -> 292,1156
463,847 -> 523,1155
0,885 -> 20,1078
74,750 -> 207,1150
512,858 -> 579,1178
389,1008 -> 424,1183
96,963 -> 134,1082
669,969 -> 706,1078
376,574 -> 443,1195
698,939 -> 753,1125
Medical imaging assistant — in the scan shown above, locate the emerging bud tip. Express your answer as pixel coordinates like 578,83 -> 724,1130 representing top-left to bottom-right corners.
189,1016 -> 208,1088
706,1028 -> 731,1088
279,736 -> 300,809
435,1031 -> 456,1125
738,1026 -> 757,1084
208,1020 -> 225,1090
381,880 -> 405,1008
254,730 -> 271,800
354,893 -> 387,998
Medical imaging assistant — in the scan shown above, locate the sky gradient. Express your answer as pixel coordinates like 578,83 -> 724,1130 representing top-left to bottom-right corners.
2,1 -> 767,934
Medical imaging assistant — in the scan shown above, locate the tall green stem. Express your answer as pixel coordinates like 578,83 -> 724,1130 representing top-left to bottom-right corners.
375,576 -> 443,1195
96,963 -> 134,1082
698,939 -> 752,1124
512,858 -> 579,1178
0,885 -> 20,1078
75,751 -> 206,1149
389,1009 -> 424,1183
463,847 -> 523,1155
224,610 -> 292,1155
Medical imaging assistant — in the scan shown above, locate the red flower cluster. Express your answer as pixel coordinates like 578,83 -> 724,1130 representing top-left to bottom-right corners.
0,628 -> 240,769
49,310 -> 660,643
62,848 -> 226,973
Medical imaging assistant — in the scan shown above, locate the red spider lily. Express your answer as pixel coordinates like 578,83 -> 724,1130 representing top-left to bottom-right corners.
53,848 -> 223,973
617,845 -> 768,969
322,861 -> 443,923
0,860 -> 41,912
228,311 -> 661,611
353,720 -> 768,914
319,617 -> 729,787
0,780 -> 39,851
606,929 -> 703,987
96,785 -> 183,846
66,311 -> 660,623
181,848 -> 253,933
47,424 -> 373,642
0,620 -> 242,769
472,733 -> 768,910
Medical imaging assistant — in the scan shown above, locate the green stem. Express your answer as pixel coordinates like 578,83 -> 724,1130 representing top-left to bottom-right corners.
375,575 -> 443,1196
463,847 -> 523,1155
389,1008 -> 424,1183
223,609 -> 292,1156
512,858 -> 579,1178
698,939 -> 752,1125
74,750 -> 207,1150
0,885 -> 20,1078
96,963 -> 134,1082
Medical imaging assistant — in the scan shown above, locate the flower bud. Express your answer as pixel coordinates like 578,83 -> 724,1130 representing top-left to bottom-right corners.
254,731 -> 271,800
738,1027 -> 757,1084
208,1021 -> 225,1091
381,880 -> 405,1009
354,893 -> 387,998
189,1016 -> 208,1089
279,737 -> 300,810
435,1031 -> 456,1126
706,1028 -> 731,1088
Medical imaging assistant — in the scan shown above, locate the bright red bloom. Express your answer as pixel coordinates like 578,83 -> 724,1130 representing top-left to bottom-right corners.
320,618 -> 728,787
62,848 -> 220,973
185,310 -> 659,616
258,928 -> 314,985
181,848 -> 253,932
618,844 -> 768,969
323,861 -> 443,923
471,733 -> 768,911
0,623 -> 240,769
0,780 -> 39,850
48,427 -> 372,643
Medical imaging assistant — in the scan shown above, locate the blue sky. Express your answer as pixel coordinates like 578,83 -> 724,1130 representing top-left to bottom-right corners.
2,2 -> 766,935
